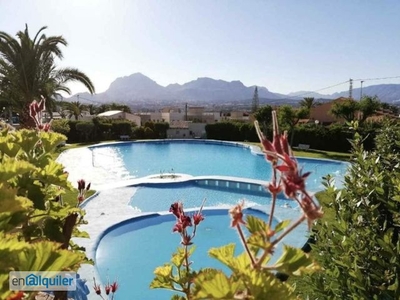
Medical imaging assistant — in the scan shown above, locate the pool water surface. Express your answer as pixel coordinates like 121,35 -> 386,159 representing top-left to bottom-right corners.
91,141 -> 347,190
95,208 -> 305,299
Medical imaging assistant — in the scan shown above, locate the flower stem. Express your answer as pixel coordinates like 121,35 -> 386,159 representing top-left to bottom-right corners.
254,214 -> 306,269
236,224 -> 256,266
271,214 -> 306,247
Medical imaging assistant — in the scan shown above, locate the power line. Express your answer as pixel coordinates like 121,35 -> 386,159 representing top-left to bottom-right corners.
354,75 -> 400,82
285,80 -> 350,99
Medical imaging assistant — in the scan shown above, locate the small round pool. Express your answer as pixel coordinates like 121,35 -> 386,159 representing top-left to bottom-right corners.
95,208 -> 307,299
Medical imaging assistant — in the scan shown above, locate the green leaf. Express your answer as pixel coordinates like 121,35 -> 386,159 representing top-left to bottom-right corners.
246,215 -> 268,234
247,232 -> 272,250
272,245 -> 319,276
150,264 -> 174,290
208,244 -> 236,268
0,140 -> 21,157
0,158 -> 35,182
274,219 -> 291,233
171,247 -> 187,268
193,270 -> 238,299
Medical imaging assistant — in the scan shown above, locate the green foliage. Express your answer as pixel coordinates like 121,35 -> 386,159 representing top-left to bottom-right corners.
358,95 -> 381,122
191,214 -> 318,299
296,120 -> 400,299
0,25 -> 95,128
299,97 -> 316,111
329,98 -> 359,122
0,128 -> 89,299
254,105 -> 273,133
205,122 -> 259,142
51,119 -> 71,136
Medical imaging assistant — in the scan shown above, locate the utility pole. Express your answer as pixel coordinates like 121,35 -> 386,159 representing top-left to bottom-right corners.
360,81 -> 364,100
349,78 -> 353,99
185,103 -> 188,121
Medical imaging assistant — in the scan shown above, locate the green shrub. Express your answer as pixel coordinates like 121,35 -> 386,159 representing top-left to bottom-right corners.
296,120 -> 400,299
0,129 -> 90,299
51,119 -> 70,136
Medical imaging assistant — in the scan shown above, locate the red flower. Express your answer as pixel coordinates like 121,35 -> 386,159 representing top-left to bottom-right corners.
105,283 -> 111,295
110,281 -> 118,293
267,182 -> 282,195
229,201 -> 246,227
77,179 -> 86,191
181,232 -> 193,246
192,211 -> 204,225
180,215 -> 192,228
173,222 -> 184,233
170,202 -> 183,218
93,283 -> 101,295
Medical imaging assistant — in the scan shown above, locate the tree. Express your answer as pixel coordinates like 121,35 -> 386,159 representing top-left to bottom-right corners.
86,104 -> 98,115
329,98 -> 358,122
254,105 -> 273,133
0,25 -> 95,127
251,86 -> 259,113
65,101 -> 87,120
358,95 -> 381,122
299,97 -> 316,110
278,105 -> 309,146
299,97 -> 315,117
109,102 -> 131,113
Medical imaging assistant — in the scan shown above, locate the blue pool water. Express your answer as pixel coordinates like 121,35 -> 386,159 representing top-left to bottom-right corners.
91,141 -> 347,191
93,140 -> 346,299
129,182 -> 296,212
95,208 -> 306,299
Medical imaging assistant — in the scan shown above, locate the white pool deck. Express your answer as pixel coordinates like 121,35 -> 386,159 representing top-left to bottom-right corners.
56,143 -> 314,299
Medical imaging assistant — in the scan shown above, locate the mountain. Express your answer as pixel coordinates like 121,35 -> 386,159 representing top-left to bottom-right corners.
287,91 -> 331,99
330,84 -> 400,102
67,73 -> 400,106
68,73 -> 284,105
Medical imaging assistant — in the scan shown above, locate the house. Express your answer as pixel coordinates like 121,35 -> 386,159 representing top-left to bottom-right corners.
166,121 -> 207,139
309,97 -> 350,124
97,110 -> 141,127
167,121 -> 191,138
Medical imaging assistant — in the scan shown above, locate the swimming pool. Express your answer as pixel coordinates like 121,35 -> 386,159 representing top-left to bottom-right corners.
90,140 -> 348,190
95,207 -> 307,299
75,140 -> 348,299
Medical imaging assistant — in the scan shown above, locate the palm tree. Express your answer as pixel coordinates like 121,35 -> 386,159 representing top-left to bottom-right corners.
0,25 -> 95,127
65,101 -> 87,120
299,97 -> 316,110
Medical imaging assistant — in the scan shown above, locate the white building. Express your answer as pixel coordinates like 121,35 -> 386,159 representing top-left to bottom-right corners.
97,110 -> 141,127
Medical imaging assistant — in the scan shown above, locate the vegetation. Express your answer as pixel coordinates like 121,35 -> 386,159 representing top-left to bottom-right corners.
0,25 -> 95,127
296,119 -> 400,299
251,86 -> 259,113
0,124 -> 91,300
299,97 -> 316,112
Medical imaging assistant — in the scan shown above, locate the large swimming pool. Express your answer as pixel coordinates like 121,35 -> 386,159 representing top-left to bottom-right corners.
85,140 -> 348,299
90,140 -> 347,191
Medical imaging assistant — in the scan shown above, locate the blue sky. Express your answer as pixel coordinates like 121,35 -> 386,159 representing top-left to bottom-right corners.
1,0 -> 400,96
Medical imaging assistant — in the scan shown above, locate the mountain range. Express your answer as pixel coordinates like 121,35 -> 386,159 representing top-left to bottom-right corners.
69,73 -> 400,107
